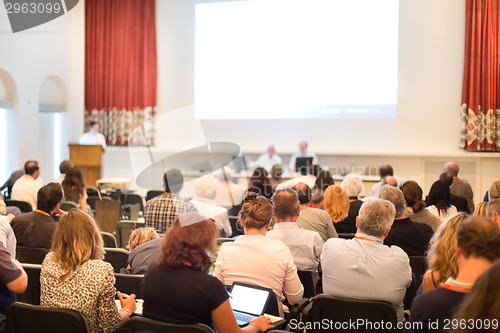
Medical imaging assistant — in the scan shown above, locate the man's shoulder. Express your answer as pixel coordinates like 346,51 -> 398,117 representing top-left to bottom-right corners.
301,206 -> 330,219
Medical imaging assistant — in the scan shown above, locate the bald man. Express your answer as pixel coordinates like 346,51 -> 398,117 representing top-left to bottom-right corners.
444,162 -> 474,213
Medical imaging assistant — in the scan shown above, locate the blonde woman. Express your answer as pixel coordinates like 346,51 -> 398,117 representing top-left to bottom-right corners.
41,210 -> 136,333
128,227 -> 159,251
324,185 -> 353,233
474,180 -> 500,216
421,213 -> 466,293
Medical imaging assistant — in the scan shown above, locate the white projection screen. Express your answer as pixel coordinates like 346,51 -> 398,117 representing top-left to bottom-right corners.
194,0 -> 399,120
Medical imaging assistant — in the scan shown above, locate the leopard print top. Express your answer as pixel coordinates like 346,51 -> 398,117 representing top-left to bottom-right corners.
40,252 -> 122,333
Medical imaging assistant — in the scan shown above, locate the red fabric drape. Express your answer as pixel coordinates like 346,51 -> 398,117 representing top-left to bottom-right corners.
461,0 -> 500,151
85,0 -> 157,145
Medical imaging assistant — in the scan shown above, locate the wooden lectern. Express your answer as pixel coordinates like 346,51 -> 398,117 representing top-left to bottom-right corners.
69,144 -> 104,186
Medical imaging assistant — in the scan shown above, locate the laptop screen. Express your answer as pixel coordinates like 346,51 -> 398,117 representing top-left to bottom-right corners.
229,283 -> 270,316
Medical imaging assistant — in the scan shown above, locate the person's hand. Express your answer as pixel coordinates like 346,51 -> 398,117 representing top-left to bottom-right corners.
117,291 -> 137,314
249,316 -> 274,332
54,208 -> 67,217
7,213 -> 15,222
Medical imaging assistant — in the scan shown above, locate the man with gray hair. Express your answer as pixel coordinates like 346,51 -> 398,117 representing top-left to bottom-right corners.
486,198 -> 500,225
266,189 -> 324,279
321,199 -> 412,322
444,161 -> 474,213
379,185 -> 434,256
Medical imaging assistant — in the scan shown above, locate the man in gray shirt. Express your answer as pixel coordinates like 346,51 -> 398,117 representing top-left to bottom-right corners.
445,162 -> 474,213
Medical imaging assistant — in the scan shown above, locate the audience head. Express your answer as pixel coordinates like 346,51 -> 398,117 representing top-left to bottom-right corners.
24,160 -> 40,178
379,164 -> 394,179
292,183 -> 312,205
62,167 -> 86,203
163,168 -> 184,194
427,180 -> 452,216
314,170 -> 334,193
473,202 -> 488,217
248,167 -> 271,196
299,141 -> 308,154
341,174 -> 365,198
272,188 -> 300,221
444,161 -> 459,177
128,227 -> 159,251
309,164 -> 321,177
239,192 -> 273,231
357,199 -> 396,238
379,185 -> 405,218
51,210 -> 104,271
427,213 -> 466,282
452,263 -> 500,328
194,175 -> 218,200
456,216 -> 500,263
160,213 -> 218,273
37,182 -> 64,213
270,164 -> 283,181
489,180 -> 500,200
382,176 -> 397,187
400,180 -> 426,213
324,185 -> 349,222
439,172 -> 454,187
59,160 -> 74,175
486,199 -> 500,224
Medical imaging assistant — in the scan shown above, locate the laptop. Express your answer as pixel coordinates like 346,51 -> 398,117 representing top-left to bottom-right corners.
229,282 -> 272,326
295,157 -> 313,175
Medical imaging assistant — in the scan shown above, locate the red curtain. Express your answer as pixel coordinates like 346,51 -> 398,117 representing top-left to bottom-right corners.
85,0 -> 157,146
461,0 -> 500,151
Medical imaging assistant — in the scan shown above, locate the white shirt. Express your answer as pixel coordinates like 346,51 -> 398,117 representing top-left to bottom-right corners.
213,181 -> 247,207
321,233 -> 412,322
214,234 -> 304,314
276,175 -> 316,191
190,198 -> 232,237
79,131 -> 107,148
288,151 -> 318,172
0,215 -> 16,258
266,222 -> 324,272
426,205 -> 458,223
248,153 -> 283,172
11,175 -> 42,209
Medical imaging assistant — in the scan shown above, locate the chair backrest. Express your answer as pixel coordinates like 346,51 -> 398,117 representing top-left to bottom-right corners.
116,220 -> 145,248
337,233 -> 356,239
121,193 -> 145,212
101,232 -> 118,248
409,256 -> 428,286
228,216 -> 243,237
302,295 -> 398,333
123,316 -> 215,333
6,302 -> 89,333
5,200 -> 32,213
403,272 -> 418,310
146,190 -> 164,202
95,199 -> 121,233
60,201 -> 79,212
114,273 -> 144,299
15,246 -> 49,264
17,264 -> 42,305
297,270 -> 316,298
104,247 -> 130,273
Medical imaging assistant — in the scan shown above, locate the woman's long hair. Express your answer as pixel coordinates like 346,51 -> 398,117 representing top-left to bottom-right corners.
324,185 -> 349,222
427,180 -> 452,217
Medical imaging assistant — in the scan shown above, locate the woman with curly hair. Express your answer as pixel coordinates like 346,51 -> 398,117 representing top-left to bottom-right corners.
421,213 -> 466,293
142,212 -> 274,333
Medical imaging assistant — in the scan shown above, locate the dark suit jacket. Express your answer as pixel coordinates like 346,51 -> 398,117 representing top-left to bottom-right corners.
384,217 -> 434,257
450,194 -> 470,214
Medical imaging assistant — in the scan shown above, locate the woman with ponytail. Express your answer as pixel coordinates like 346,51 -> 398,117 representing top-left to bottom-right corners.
401,181 -> 441,232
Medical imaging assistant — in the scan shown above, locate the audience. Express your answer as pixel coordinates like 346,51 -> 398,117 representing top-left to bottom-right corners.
450,262 -> 500,333
0,214 -> 16,258
11,160 -> 42,209
54,160 -> 74,184
266,189 -> 324,282
62,166 -> 90,212
277,164 -> 318,191
321,199 -> 412,322
439,172 -> 470,214
247,145 -> 282,172
426,180 -> 458,222
144,168 -> 197,234
0,242 -> 27,314
142,213 -> 273,333
422,213 -> 466,293
311,170 -> 334,208
445,161 -> 474,213
341,174 -> 365,231
293,183 -> 338,241
401,180 -> 440,232
11,183 -> 64,249
269,164 -> 285,189
486,198 -> 500,225
126,237 -> 162,275
370,164 -> 394,197
380,185 -> 434,257
410,216 -> 500,333
247,167 -> 273,200
214,167 -> 246,207
190,175 -> 232,237
41,210 -> 136,333
214,192 -> 304,316
128,227 -> 159,251
324,185 -> 354,234
475,180 -> 500,216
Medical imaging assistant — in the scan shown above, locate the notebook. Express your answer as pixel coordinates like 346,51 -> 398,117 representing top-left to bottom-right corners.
229,282 -> 271,326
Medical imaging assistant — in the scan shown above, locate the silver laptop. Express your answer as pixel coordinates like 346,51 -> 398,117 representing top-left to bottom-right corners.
229,282 -> 272,326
